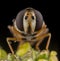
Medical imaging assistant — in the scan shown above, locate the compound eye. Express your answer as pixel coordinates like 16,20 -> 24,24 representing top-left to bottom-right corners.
25,16 -> 28,20
31,16 -> 34,20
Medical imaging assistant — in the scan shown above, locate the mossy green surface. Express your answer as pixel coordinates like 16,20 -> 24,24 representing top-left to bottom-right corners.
0,42 -> 58,61
0,48 -> 7,60
16,42 -> 31,56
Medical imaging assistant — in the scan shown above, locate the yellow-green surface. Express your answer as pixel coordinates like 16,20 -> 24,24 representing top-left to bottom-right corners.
0,48 -> 7,60
0,42 -> 58,61
16,42 -> 31,56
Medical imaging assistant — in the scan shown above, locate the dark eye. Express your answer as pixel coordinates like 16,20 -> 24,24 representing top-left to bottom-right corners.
25,16 -> 28,20
32,16 -> 34,20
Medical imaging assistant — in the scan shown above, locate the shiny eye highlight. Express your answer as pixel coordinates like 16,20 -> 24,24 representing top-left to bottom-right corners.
25,16 -> 28,20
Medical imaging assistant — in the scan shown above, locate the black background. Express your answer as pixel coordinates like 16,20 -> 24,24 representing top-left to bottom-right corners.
0,0 -> 59,60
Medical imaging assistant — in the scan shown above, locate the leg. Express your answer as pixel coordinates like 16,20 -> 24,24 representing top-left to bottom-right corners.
35,39 -> 43,51
45,33 -> 51,50
35,33 -> 51,50
6,37 -> 17,54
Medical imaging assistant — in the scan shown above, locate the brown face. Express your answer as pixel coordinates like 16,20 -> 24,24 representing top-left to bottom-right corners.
23,10 -> 36,34
14,8 -> 43,35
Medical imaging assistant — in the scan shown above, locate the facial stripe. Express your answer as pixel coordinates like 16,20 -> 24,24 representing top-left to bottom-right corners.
23,11 -> 36,34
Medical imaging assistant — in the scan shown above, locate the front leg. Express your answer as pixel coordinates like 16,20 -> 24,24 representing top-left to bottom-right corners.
35,33 -> 51,50
35,39 -> 43,51
6,37 -> 17,54
7,25 -> 25,54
